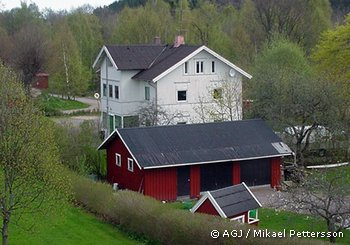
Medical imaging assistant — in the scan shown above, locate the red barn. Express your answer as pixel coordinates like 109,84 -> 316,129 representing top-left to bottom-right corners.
98,119 -> 293,201
190,183 -> 262,225
32,73 -> 49,89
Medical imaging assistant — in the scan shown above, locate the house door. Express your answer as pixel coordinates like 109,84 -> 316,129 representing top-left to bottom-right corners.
177,166 -> 190,196
200,162 -> 232,191
240,159 -> 271,186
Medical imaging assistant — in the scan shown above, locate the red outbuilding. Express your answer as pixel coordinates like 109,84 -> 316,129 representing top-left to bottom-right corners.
190,182 -> 262,225
98,119 -> 293,201
32,73 -> 49,89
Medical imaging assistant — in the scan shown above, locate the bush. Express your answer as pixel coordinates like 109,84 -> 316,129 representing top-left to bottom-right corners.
72,175 -> 324,245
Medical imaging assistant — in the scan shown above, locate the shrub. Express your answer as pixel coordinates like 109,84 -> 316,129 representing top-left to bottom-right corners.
72,174 -> 325,245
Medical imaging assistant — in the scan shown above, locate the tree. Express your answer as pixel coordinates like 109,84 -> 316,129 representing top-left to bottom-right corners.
249,39 -> 335,167
48,20 -> 90,98
277,167 -> 350,243
194,76 -> 242,122
0,64 -> 71,245
138,99 -> 181,126
10,24 -> 49,89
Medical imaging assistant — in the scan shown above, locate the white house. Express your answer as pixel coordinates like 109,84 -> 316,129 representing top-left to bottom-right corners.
93,36 -> 252,135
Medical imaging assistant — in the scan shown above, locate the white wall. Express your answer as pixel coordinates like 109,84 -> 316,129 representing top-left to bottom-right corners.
156,50 -> 243,124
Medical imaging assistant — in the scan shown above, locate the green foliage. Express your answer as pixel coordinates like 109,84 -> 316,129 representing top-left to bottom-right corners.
0,64 -> 71,241
53,121 -> 105,177
72,174 -> 322,245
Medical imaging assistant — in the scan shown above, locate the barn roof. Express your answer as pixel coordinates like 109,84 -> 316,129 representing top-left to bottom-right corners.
190,182 -> 262,218
98,119 -> 293,169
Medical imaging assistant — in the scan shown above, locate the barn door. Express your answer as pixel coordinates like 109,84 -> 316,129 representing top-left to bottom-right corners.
177,166 -> 190,196
200,162 -> 232,191
240,159 -> 271,186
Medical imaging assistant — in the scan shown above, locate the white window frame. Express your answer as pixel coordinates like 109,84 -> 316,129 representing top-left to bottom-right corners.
127,158 -> 134,172
211,60 -> 215,73
231,215 -> 245,223
184,61 -> 189,75
114,85 -> 119,99
102,83 -> 107,97
145,86 -> 150,101
108,84 -> 113,98
115,153 -> 121,166
248,210 -> 259,224
195,60 -> 204,74
177,90 -> 187,102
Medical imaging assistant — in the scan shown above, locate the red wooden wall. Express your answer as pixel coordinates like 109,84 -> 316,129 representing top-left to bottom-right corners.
270,157 -> 281,189
144,168 -> 177,201
190,165 -> 200,198
106,137 -> 144,192
232,161 -> 240,185
196,199 -> 220,216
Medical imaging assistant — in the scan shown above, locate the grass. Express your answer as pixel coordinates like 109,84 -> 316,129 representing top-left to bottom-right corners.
40,95 -> 89,111
9,206 -> 142,245
259,208 -> 350,244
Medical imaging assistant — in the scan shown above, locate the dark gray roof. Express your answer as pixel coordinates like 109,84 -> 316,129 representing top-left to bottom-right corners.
132,45 -> 201,81
98,119 -> 293,169
105,44 -> 167,70
210,183 -> 261,217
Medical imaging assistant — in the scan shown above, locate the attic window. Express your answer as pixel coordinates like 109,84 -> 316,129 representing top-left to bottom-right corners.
195,61 -> 204,74
109,85 -> 113,98
127,158 -> 134,172
102,84 -> 107,97
115,153 -> 121,167
211,61 -> 215,73
184,62 -> 188,75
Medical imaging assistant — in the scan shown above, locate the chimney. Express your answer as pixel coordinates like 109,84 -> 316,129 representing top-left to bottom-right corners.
153,36 -> 161,45
174,35 -> 185,48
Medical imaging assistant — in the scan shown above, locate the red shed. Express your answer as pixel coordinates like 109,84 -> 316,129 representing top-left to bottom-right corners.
32,73 -> 49,89
190,183 -> 262,225
98,119 -> 293,201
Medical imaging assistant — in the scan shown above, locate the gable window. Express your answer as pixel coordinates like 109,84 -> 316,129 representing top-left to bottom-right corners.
213,88 -> 222,99
211,61 -> 215,73
115,153 -> 121,166
127,158 -> 134,172
109,84 -> 113,97
102,84 -> 107,97
177,90 -> 187,102
115,85 -> 119,99
184,61 -> 188,74
231,215 -> 245,224
195,61 -> 204,74
145,86 -> 150,101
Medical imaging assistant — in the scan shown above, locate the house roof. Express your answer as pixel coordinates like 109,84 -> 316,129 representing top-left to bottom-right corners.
190,182 -> 262,218
92,44 -> 252,81
98,119 -> 293,169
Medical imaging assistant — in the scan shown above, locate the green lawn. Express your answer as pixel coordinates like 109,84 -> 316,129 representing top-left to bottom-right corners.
259,208 -> 350,244
9,206 -> 141,245
40,95 -> 89,110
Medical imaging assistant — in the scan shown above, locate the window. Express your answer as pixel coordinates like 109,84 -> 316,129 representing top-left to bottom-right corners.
109,84 -> 113,97
115,115 -> 122,129
177,90 -> 187,101
184,61 -> 188,74
211,61 -> 215,73
115,153 -> 121,166
114,85 -> 119,99
213,88 -> 222,99
231,215 -> 245,224
124,115 -> 139,128
195,61 -> 204,74
127,158 -> 134,172
102,84 -> 107,97
248,209 -> 259,224
145,86 -> 150,101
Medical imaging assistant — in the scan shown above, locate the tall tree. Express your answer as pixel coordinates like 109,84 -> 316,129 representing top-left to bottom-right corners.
48,20 -> 90,98
0,64 -> 70,245
249,39 -> 335,166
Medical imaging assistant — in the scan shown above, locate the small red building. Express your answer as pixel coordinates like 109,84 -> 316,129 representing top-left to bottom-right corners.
32,73 -> 49,89
98,119 -> 293,201
190,182 -> 262,225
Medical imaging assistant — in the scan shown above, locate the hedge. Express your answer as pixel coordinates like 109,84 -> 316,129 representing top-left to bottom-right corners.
72,175 -> 327,245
